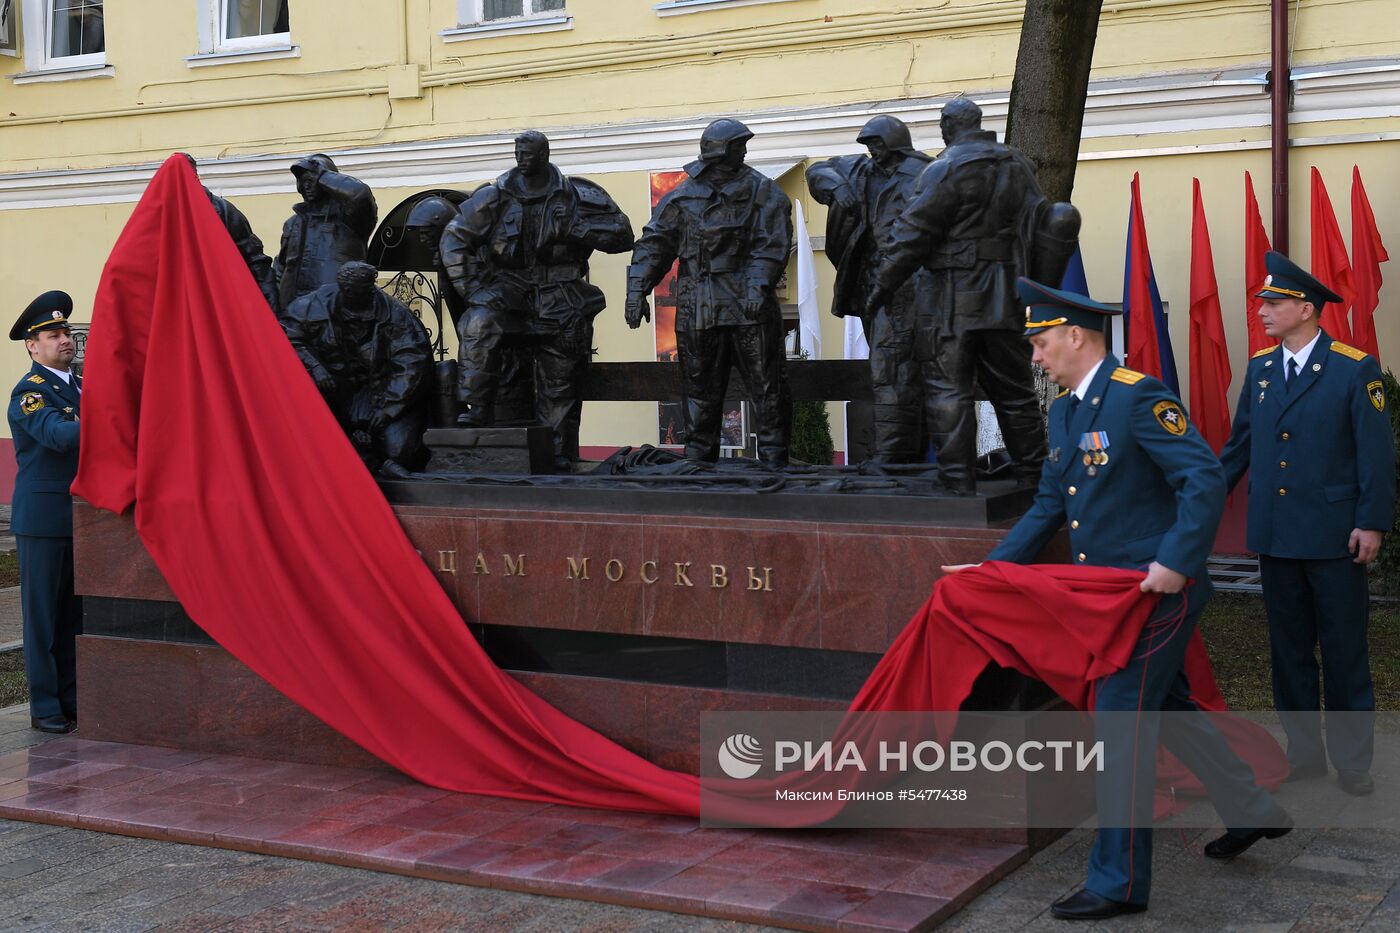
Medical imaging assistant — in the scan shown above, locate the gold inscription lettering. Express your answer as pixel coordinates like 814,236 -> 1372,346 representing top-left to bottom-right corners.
747,566 -> 774,592
674,562 -> 693,587
605,559 -> 625,582
641,560 -> 659,584
711,564 -> 728,589
437,550 -> 457,574
566,557 -> 591,580
473,552 -> 490,575
503,554 -> 526,577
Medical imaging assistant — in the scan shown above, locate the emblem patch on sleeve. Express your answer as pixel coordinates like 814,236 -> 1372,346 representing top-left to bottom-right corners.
1368,380 -> 1386,412
19,392 -> 44,415
1152,400 -> 1187,435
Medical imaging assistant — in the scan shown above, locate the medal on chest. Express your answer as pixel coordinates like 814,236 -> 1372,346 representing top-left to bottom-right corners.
1077,431 -> 1110,477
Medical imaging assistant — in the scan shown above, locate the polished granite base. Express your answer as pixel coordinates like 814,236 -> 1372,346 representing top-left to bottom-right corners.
0,738 -> 1029,932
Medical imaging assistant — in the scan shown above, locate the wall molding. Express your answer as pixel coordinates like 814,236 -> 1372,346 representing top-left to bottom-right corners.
1,58 -> 1397,211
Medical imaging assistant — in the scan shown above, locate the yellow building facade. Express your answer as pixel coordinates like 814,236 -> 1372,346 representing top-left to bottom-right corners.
1,0 -> 1398,477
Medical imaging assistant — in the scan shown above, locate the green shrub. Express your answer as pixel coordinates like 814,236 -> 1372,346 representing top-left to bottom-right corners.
1370,368 -> 1400,594
790,399 -> 835,466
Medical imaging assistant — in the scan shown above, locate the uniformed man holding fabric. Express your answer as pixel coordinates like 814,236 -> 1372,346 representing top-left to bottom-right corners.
1219,251 -> 1395,797
947,278 -> 1289,920
8,291 -> 83,735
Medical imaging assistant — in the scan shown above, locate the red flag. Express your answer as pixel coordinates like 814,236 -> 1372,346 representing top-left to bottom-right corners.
1244,172 -> 1274,355
1351,166 -> 1389,362
1310,167 -> 1355,342
1189,179 -> 1232,453
1124,173 -> 1178,389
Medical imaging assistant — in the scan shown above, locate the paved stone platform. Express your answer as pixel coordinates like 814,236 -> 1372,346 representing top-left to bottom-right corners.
0,736 -> 1027,932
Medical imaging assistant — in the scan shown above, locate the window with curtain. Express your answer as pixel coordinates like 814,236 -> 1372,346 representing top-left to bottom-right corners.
48,0 -> 102,59
224,0 -> 289,40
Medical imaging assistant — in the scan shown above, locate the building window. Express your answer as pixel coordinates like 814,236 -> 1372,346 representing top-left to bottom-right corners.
468,0 -> 564,24
444,0 -> 570,42
224,0 -> 288,41
189,0 -> 295,66
47,0 -> 102,59
16,0 -> 106,75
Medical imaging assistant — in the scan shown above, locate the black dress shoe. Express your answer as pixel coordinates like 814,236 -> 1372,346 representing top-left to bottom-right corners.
1203,817 -> 1293,859
1049,889 -> 1147,920
1338,770 -> 1374,796
1283,763 -> 1328,782
31,715 -> 75,735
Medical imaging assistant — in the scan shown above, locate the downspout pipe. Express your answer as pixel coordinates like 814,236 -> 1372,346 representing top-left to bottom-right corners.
1270,0 -> 1290,254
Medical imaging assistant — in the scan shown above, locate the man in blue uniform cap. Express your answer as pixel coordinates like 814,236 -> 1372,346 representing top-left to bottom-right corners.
1220,251 -> 1394,797
7,290 -> 83,734
947,277 -> 1289,919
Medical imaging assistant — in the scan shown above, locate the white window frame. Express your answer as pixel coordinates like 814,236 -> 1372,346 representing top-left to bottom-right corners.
443,0 -> 571,43
190,0 -> 296,68
655,0 -> 805,16
19,0 -> 106,74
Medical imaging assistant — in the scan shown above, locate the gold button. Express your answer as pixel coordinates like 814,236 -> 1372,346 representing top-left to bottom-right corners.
1071,520 -> 1080,529
1280,461 -> 1287,468
1068,486 -> 1077,496
1281,432 -> 1290,440
1279,488 -> 1287,496
1078,553 -> 1087,562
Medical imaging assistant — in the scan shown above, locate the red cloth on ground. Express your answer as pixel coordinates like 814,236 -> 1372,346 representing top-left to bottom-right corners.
73,157 -> 1284,821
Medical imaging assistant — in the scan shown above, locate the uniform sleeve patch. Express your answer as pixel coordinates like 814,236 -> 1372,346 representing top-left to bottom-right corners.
1331,341 -> 1368,361
26,374 -> 44,385
1152,399 -> 1188,435
1111,368 -> 1146,385
1368,379 -> 1386,412
1251,346 -> 1276,359
19,392 -> 44,415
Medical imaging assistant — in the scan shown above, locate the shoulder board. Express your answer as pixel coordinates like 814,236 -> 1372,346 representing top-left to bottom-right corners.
26,374 -> 44,384
1251,346 -> 1275,359
1054,388 -> 1069,399
1110,368 -> 1146,386
1331,341 -> 1368,362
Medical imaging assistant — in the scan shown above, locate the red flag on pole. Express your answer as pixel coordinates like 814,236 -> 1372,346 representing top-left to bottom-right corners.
1124,172 -> 1179,389
1244,172 -> 1274,355
1351,165 -> 1389,363
1189,179 -> 1232,453
1310,167 -> 1355,342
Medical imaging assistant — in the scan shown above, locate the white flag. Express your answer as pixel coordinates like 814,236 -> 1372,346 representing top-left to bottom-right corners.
794,200 -> 821,361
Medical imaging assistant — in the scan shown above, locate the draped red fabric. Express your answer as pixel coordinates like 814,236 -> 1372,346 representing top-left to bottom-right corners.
849,563 -> 1288,812
1311,167 -> 1356,344
71,155 -> 701,815
72,157 -> 1282,823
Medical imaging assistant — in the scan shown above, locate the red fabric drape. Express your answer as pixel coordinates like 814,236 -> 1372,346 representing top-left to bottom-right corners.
1188,179 -> 1232,454
72,157 -> 1282,823
1351,166 -> 1389,363
72,155 -> 700,814
1244,172 -> 1275,356
1311,167 -> 1356,343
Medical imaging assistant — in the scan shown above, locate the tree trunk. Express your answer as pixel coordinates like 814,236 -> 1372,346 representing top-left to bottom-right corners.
1005,0 -> 1104,203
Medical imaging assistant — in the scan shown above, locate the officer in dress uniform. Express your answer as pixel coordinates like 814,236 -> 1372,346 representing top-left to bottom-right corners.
947,278 -> 1289,920
7,291 -> 83,734
1219,251 -> 1395,797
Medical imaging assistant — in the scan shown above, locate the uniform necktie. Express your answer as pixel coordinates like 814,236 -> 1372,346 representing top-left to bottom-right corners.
1286,357 -> 1299,388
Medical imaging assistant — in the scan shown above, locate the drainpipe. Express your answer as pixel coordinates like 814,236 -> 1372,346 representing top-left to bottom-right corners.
1270,0 -> 1290,254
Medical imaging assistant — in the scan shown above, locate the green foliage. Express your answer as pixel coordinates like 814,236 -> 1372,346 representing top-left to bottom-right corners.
1372,369 -> 1400,594
790,400 -> 835,466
